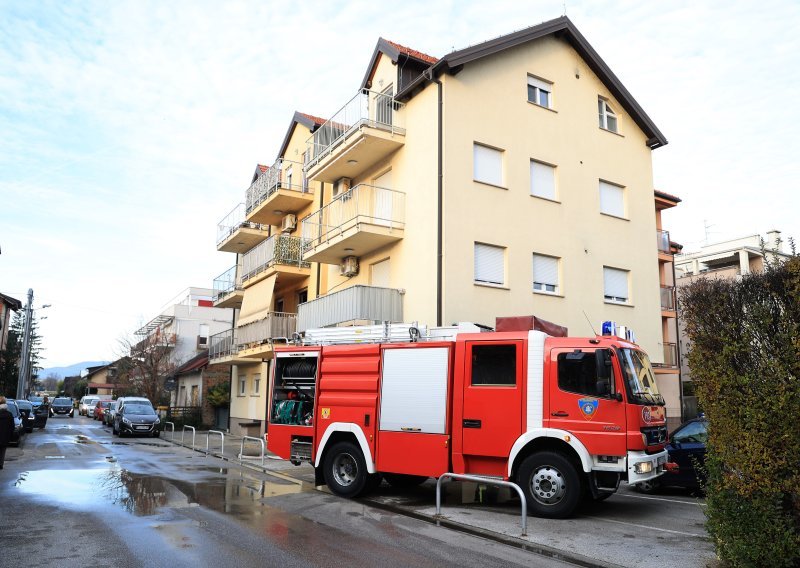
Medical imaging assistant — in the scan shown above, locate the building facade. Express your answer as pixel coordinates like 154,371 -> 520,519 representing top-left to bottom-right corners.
211,16 -> 678,433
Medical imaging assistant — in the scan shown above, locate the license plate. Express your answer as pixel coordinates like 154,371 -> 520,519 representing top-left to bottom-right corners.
134,425 -> 149,430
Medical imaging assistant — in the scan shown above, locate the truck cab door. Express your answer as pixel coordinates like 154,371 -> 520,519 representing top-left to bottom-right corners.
547,348 -> 627,458
459,340 -> 524,477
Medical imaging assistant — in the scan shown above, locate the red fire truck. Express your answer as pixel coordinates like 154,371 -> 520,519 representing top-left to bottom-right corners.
267,319 -> 667,518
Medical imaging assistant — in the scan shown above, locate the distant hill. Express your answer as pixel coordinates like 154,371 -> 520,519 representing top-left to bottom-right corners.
38,360 -> 110,379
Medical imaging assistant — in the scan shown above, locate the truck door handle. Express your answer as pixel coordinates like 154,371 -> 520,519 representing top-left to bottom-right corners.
551,411 -> 569,417
463,419 -> 482,428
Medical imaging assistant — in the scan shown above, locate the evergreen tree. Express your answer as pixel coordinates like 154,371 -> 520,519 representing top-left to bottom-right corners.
0,310 -> 45,397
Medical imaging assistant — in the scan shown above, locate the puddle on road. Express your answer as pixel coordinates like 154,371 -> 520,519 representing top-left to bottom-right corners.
14,467 -> 307,519
75,435 -> 97,445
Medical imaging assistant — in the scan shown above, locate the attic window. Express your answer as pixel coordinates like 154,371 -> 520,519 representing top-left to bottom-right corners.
598,97 -> 618,133
527,75 -> 552,108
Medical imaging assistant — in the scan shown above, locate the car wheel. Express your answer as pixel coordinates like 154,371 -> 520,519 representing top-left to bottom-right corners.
517,451 -> 582,519
152,431 -> 160,438
323,441 -> 369,498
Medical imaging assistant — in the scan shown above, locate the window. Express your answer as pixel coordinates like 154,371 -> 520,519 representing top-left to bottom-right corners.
471,344 -> 517,386
598,97 -> 618,132
599,181 -> 625,218
190,385 -> 199,405
672,421 -> 707,445
370,259 -> 390,288
604,267 -> 629,303
530,160 -> 556,200
473,143 -> 504,186
557,351 -> 608,396
285,165 -> 293,188
274,297 -> 284,313
532,254 -> 559,294
238,375 -> 246,396
474,243 -> 505,286
527,75 -> 552,108
252,374 -> 261,396
297,289 -> 308,305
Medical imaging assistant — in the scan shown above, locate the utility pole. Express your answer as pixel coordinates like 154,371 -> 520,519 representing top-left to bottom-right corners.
16,288 -> 33,399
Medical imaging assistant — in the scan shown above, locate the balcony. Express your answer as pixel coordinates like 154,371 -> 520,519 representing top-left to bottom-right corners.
213,265 -> 244,309
245,158 -> 314,226
241,235 -> 310,287
132,332 -> 176,354
297,285 -> 403,332
660,285 -> 676,314
301,184 -> 405,264
653,342 -> 679,369
237,312 -> 298,359
304,89 -> 406,182
217,203 -> 268,254
208,329 -> 249,364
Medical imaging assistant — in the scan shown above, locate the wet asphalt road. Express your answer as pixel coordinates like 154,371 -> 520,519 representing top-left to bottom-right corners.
1,416 -> 574,568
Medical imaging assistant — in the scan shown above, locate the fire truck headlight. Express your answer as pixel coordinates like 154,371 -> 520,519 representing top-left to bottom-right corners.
634,461 -> 653,474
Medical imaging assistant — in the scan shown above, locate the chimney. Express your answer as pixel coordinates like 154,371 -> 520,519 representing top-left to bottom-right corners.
766,230 -> 782,252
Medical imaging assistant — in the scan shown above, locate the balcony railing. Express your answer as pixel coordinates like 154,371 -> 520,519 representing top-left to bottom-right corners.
662,342 -> 678,367
241,235 -> 310,283
213,265 -> 241,301
301,184 -> 406,250
132,332 -> 177,354
209,329 -> 237,360
237,312 -> 298,349
297,285 -> 403,332
305,89 -> 405,171
217,203 -> 266,246
660,286 -> 676,311
657,230 -> 671,254
245,158 -> 309,216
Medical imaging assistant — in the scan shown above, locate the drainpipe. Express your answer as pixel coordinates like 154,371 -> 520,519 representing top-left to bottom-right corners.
315,183 -> 324,298
424,69 -> 444,327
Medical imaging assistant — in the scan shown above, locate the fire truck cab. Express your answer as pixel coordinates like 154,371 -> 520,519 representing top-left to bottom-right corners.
267,323 -> 667,518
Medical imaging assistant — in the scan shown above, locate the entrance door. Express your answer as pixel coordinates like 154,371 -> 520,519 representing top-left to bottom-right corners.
372,170 -> 393,227
460,341 -> 523,474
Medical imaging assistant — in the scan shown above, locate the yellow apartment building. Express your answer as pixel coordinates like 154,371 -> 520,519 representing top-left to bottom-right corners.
211,16 -> 681,435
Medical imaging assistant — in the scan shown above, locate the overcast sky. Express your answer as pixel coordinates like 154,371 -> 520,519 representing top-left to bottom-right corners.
1,0 -> 797,367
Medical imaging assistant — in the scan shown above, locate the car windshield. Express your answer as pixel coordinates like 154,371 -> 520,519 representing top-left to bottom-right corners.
54,398 -> 71,405
619,348 -> 664,405
28,396 -> 43,403
125,404 -> 155,415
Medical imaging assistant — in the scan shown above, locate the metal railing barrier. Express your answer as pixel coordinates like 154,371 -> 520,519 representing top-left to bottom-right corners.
435,473 -> 527,536
240,435 -> 266,467
164,421 -> 175,440
181,425 -> 196,450
206,430 -> 225,456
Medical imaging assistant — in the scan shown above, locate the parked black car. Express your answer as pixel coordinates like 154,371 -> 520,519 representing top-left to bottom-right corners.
50,397 -> 74,418
15,400 -> 36,432
113,400 -> 160,438
637,417 -> 708,493
5,400 -> 25,446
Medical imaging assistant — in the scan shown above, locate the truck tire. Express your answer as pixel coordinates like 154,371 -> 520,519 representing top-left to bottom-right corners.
323,441 -> 368,498
517,451 -> 582,519
384,473 -> 428,488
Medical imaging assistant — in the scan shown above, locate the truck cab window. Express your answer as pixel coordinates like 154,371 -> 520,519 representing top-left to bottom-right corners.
471,344 -> 517,386
557,351 -> 609,397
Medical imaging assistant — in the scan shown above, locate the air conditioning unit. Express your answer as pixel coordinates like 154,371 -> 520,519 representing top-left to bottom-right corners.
197,335 -> 208,348
340,255 -> 359,277
280,214 -> 297,233
334,177 -> 352,197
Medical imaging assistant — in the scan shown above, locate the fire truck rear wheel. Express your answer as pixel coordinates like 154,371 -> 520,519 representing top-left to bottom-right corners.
518,451 -> 581,519
324,441 -> 368,498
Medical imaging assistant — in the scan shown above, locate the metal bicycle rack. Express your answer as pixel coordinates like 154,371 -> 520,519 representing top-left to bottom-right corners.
181,425 -> 196,450
239,435 -> 265,467
435,473 -> 528,536
206,430 -> 225,456
163,421 -> 175,440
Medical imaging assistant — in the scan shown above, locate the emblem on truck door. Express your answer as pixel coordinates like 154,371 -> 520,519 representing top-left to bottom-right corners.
321,408 -> 330,419
578,398 -> 599,420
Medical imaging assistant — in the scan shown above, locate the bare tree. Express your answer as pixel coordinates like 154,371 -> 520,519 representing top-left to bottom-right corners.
116,329 -> 178,405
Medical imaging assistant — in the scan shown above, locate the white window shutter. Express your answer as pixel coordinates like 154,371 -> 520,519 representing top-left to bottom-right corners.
599,181 -> 624,217
603,267 -> 628,300
532,254 -> 558,287
530,161 -> 556,199
370,259 -> 390,288
473,144 -> 503,186
474,243 -> 504,285
527,76 -> 551,92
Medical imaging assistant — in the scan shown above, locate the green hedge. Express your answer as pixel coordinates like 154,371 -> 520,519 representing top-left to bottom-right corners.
680,255 -> 799,566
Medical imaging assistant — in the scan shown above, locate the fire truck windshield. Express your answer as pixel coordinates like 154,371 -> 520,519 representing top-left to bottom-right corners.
619,348 -> 664,405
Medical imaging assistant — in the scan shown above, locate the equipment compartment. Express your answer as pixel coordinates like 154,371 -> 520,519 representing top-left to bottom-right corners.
270,354 -> 318,426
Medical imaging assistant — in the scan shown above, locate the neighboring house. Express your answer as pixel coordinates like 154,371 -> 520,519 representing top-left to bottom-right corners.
0,292 -> 22,356
83,363 -> 115,395
168,351 -> 231,429
211,16 -> 676,434
675,230 -> 791,419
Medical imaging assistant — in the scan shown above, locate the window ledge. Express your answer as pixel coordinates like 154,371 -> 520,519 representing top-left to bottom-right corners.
527,101 -> 558,113
599,127 -> 624,138
604,300 -> 635,308
237,394 -> 246,397
531,194 -> 560,204
473,180 -> 508,190
474,282 -> 509,290
533,290 -> 564,298
600,212 -> 629,221
250,394 -> 261,397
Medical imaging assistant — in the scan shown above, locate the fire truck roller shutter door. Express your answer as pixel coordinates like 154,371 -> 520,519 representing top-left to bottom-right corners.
315,422 -> 377,474
507,429 -> 593,478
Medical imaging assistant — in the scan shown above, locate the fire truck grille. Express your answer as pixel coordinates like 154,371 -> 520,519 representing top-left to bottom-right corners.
290,440 -> 312,462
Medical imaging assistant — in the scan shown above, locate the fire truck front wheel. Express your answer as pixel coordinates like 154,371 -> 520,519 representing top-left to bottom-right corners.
518,451 -> 581,519
323,441 -> 368,498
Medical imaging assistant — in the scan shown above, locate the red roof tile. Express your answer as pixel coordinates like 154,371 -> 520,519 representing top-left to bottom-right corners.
386,40 -> 438,64
298,112 -> 327,126
654,189 -> 682,203
257,164 -> 269,173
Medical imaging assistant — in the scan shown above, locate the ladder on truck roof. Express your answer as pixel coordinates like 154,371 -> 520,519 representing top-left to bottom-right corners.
300,321 -> 488,346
